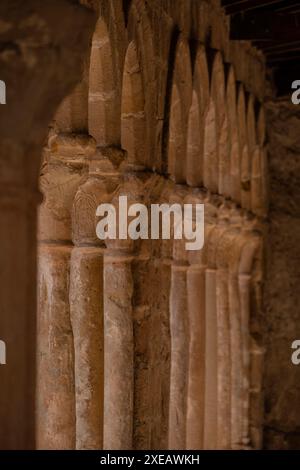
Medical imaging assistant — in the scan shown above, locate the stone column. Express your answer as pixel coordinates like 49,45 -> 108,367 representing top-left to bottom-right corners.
103,246 -> 134,449
70,248 -> 103,449
70,147 -> 122,449
227,207 -> 245,449
238,218 -> 264,449
168,188 -> 189,450
37,133 -> 94,449
103,165 -> 143,450
202,197 -> 219,449
131,174 -> 169,450
186,192 -> 206,450
238,272 -> 251,447
205,203 -> 229,449
215,205 -> 232,449
169,260 -> 189,449
249,339 -> 265,449
149,182 -> 173,450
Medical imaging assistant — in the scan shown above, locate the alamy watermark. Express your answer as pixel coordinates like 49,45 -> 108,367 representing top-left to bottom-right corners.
0,340 -> 6,365
291,340 -> 300,365
291,80 -> 300,104
0,80 -> 6,104
96,196 -> 204,251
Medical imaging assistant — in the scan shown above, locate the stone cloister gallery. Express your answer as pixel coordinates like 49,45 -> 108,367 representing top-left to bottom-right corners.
0,0 -> 299,451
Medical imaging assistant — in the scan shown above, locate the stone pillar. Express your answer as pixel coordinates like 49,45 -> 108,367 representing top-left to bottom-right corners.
103,166 -> 143,450
202,198 -> 219,449
70,147 -> 122,449
37,133 -> 95,449
169,261 -> 188,449
168,188 -> 189,449
238,272 -> 251,447
227,207 -> 245,449
131,173 -> 169,450
204,268 -> 218,449
148,182 -> 173,450
205,203 -> 229,449
249,339 -> 265,449
103,247 -> 134,449
238,218 -> 264,449
215,205 -> 232,449
37,244 -> 75,449
186,193 -> 206,449
70,248 -> 103,449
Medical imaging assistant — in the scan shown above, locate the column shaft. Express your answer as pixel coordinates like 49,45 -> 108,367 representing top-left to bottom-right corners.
70,247 -> 104,449
203,268 -> 218,449
103,254 -> 134,450
186,265 -> 205,449
168,264 -> 189,449
216,269 -> 231,448
37,244 -> 75,449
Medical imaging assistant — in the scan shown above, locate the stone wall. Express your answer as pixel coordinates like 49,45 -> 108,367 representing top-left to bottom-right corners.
264,99 -> 300,449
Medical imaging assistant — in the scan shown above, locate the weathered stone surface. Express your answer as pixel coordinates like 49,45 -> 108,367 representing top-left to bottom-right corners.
37,244 -> 75,449
3,0 -> 293,453
264,100 -> 300,449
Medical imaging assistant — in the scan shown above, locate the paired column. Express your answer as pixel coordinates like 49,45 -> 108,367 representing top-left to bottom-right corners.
37,133 -> 95,449
70,147 -> 121,449
103,166 -> 143,450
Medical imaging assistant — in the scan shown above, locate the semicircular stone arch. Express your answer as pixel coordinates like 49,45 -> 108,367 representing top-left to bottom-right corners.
226,65 -> 240,202
167,36 -> 193,184
186,46 -> 209,188
237,84 -> 250,210
213,52 -> 228,197
121,40 -> 146,167
88,17 -> 121,146
204,51 -> 227,194
126,0 -> 157,169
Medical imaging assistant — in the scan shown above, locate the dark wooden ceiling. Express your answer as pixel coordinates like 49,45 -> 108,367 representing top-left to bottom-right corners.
221,0 -> 300,95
